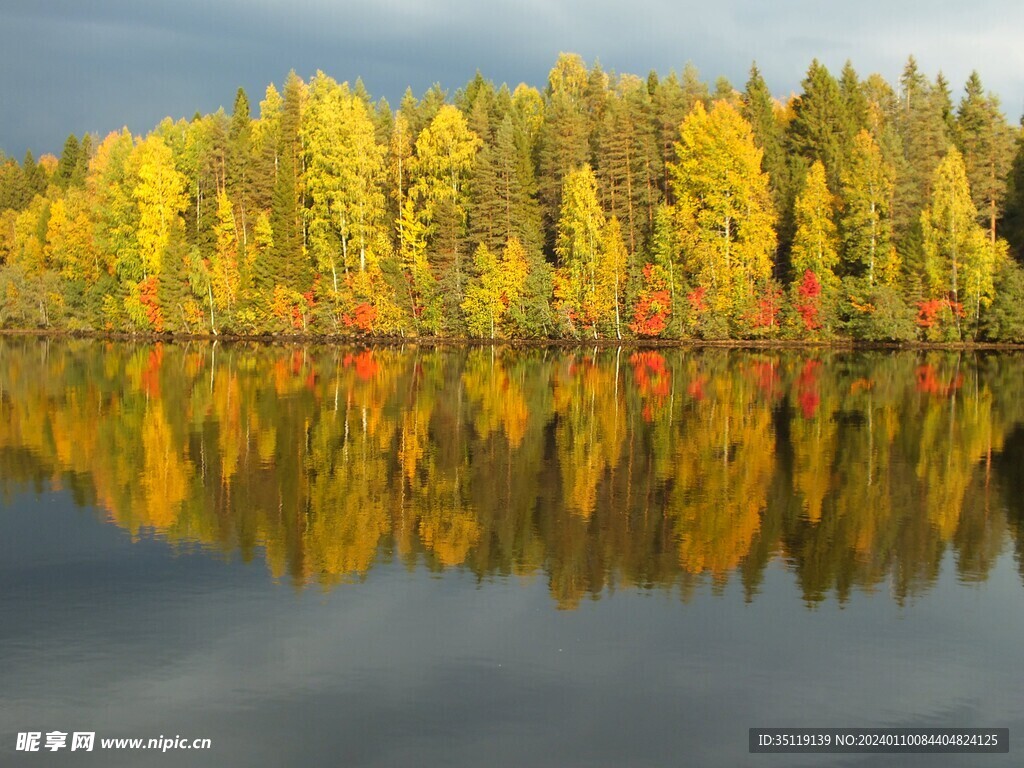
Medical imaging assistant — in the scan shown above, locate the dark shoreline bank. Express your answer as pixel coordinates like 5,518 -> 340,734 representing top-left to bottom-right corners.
3,327 -> 1024,352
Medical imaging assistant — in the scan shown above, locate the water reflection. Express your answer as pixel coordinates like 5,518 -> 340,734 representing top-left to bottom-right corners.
2,338 -> 1022,608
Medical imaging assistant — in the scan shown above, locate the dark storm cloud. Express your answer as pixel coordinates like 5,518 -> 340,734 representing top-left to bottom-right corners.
2,0 -> 1022,156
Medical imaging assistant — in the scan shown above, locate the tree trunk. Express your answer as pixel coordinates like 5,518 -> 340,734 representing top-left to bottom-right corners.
208,284 -> 217,334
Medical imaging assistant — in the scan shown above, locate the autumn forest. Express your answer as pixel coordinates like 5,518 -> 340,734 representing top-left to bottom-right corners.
3,54 -> 1024,342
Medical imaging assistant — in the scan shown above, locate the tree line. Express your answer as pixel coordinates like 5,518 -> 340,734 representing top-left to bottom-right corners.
3,54 -> 1024,342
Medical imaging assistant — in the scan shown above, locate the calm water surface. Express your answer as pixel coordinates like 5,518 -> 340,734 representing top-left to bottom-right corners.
2,339 -> 1024,767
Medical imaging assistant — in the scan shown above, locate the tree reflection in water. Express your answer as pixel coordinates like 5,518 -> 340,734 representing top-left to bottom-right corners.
2,338 -> 1022,608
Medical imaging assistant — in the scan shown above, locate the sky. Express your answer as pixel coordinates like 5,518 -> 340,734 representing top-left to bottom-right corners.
2,0 -> 1023,158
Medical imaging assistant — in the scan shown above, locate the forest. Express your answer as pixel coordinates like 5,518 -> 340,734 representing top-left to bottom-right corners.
3,54 -> 1024,342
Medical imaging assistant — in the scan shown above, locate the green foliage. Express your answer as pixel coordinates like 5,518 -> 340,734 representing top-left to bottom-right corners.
55,134 -> 81,190
1,55 -> 1022,342
839,277 -> 917,341
980,259 -> 1024,342
1003,123 -> 1024,262
955,72 -> 1016,240
270,71 -> 309,292
895,58 -> 956,248
742,64 -> 790,229
537,54 -> 591,248
596,75 -> 659,254
788,60 -> 845,191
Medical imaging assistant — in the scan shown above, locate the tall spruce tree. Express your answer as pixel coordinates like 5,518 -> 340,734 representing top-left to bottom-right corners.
788,60 -> 845,191
651,72 -> 687,203
537,54 -> 593,254
839,61 -> 869,139
1002,121 -> 1024,263
596,74 -> 658,254
895,58 -> 954,244
955,72 -> 1015,242
22,151 -> 47,200
680,63 -> 710,113
251,83 -> 282,214
466,89 -> 504,254
55,135 -> 81,190
742,64 -> 791,263
270,71 -> 309,292
227,87 -> 253,247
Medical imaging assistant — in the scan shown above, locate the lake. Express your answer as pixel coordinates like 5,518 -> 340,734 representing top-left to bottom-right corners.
2,338 -> 1023,766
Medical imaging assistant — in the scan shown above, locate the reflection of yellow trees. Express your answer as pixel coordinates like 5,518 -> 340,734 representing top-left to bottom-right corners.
665,358 -> 773,577
256,426 -> 277,465
831,383 -> 900,561
418,485 -> 481,567
462,349 -> 529,448
305,423 -> 392,583
554,351 -> 626,517
140,406 -> 192,529
2,339 -> 1024,608
789,360 -> 836,524
303,349 -> 401,583
783,355 -> 908,601
0,353 -> 54,461
914,357 -> 1001,540
391,353 -> 484,567
211,366 -> 242,484
47,391 -> 101,478
399,412 -> 425,485
397,355 -> 432,490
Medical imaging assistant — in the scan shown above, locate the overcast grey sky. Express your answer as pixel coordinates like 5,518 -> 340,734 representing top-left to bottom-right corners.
2,0 -> 1023,157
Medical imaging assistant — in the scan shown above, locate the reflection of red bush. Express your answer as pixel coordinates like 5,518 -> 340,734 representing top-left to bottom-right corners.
798,389 -> 820,419
344,351 -> 379,381
797,359 -> 821,418
915,364 -> 963,396
630,351 -> 671,420
631,352 -> 669,394
142,344 -> 164,398
749,360 -> 780,398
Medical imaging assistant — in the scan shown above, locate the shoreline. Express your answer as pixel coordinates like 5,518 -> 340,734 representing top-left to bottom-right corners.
2,327 -> 1023,352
